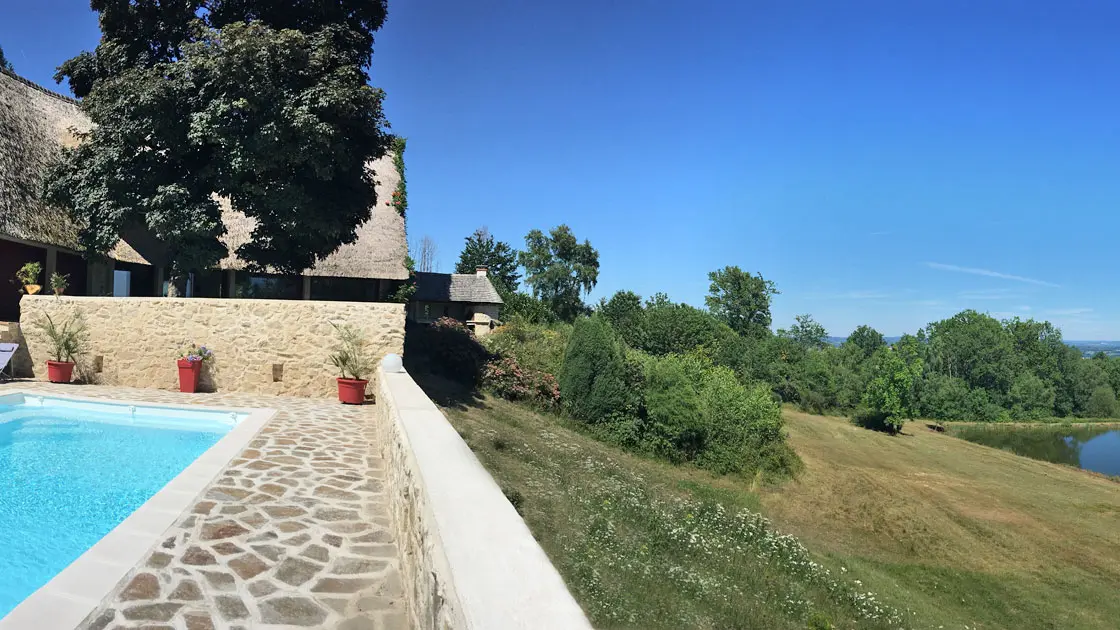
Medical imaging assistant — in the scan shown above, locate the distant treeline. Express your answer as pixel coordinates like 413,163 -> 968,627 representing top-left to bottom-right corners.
449,225 -> 1118,435
504,281 -> 1120,430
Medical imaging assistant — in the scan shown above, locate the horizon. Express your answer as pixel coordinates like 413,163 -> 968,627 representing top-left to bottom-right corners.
4,2 -> 1120,338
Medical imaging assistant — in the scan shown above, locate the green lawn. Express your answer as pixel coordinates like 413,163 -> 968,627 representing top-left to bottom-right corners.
442,394 -> 1120,630
761,409 -> 1120,630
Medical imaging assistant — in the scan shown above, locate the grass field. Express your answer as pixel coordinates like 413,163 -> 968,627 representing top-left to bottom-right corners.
761,409 -> 1120,629
441,393 -> 1120,629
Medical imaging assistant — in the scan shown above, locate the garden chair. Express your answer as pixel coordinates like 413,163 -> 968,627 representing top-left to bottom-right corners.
0,342 -> 17,382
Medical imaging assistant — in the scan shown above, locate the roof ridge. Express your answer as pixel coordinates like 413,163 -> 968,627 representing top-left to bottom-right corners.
0,67 -> 80,106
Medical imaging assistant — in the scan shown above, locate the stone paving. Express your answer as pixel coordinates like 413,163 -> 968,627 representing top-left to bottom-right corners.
0,382 -> 408,630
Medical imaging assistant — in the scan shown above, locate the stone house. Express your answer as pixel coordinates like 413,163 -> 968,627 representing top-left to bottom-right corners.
0,67 -> 408,326
410,268 -> 504,336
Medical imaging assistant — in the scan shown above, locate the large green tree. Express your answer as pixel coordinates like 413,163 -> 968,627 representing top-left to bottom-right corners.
642,300 -> 733,357
846,325 -> 886,358
44,0 -> 391,290
861,345 -> 924,433
704,266 -> 778,338
454,227 -> 520,291
925,310 -> 1015,393
0,45 -> 13,72
778,314 -> 828,350
519,225 -> 599,322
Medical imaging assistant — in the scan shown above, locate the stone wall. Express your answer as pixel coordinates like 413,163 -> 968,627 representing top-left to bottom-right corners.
378,373 -> 465,630
0,321 -> 32,376
377,368 -> 591,630
18,296 -> 404,397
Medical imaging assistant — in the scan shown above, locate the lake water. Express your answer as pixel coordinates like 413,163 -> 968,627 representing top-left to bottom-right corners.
953,424 -> 1120,476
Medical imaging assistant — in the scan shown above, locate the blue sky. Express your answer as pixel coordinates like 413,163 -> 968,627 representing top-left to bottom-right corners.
4,1 -> 1120,338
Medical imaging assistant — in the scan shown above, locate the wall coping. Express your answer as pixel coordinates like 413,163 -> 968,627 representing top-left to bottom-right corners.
379,368 -> 592,629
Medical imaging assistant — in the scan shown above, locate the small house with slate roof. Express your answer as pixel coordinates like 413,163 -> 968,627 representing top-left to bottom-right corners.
411,267 -> 504,336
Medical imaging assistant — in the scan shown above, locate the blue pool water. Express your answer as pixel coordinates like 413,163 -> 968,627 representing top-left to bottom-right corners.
0,394 -> 236,617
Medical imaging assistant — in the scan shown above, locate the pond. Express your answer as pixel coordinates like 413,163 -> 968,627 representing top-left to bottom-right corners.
952,424 -> 1120,476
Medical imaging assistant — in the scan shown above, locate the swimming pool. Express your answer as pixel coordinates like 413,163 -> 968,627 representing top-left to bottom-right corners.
0,392 -> 264,623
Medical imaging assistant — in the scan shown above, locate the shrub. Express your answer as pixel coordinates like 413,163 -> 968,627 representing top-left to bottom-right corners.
851,407 -> 896,433
640,301 -> 731,356
642,353 -> 706,462
559,315 -> 631,423
483,315 -> 570,377
482,356 -> 560,409
499,288 -> 554,324
697,364 -> 788,475
641,353 -> 791,476
410,317 -> 490,385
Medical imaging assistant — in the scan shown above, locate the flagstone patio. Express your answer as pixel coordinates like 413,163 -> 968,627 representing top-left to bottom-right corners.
0,382 -> 408,630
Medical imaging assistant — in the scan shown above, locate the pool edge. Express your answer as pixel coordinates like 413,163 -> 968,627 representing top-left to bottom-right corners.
0,389 -> 276,630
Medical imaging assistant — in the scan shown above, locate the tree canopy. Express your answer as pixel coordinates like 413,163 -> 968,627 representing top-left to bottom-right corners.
458,225 -> 1120,429
705,266 -> 778,338
846,325 -> 886,358
519,225 -> 599,322
599,290 -> 645,348
43,0 -> 392,286
455,227 -> 520,291
861,346 -> 923,433
0,45 -> 13,72
778,314 -> 828,350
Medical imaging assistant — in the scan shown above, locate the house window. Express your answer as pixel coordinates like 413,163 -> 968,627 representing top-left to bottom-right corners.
112,270 -> 131,297
234,274 -> 301,300
309,277 -> 381,301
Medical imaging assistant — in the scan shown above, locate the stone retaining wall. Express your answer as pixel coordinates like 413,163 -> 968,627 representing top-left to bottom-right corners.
0,321 -> 32,376
18,296 -> 404,397
377,367 -> 592,630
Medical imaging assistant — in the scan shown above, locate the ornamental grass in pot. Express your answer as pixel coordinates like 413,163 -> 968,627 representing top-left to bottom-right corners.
329,323 -> 375,404
38,312 -> 89,383
177,343 -> 213,393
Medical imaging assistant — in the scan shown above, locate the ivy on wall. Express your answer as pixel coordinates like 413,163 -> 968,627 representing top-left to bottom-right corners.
385,136 -> 414,302
389,255 -> 417,303
389,136 -> 407,217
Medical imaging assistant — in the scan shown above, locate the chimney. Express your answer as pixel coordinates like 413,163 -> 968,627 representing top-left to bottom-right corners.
475,266 -> 488,277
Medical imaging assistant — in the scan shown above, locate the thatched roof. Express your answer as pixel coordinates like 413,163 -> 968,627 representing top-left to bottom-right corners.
0,68 -> 408,280
415,272 -> 504,304
0,68 -> 88,250
217,152 -> 408,280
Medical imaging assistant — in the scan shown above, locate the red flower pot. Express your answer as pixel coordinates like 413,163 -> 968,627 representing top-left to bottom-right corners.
337,378 -> 368,404
177,358 -> 202,393
46,360 -> 75,383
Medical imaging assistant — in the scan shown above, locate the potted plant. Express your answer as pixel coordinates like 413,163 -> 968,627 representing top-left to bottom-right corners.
38,312 -> 89,383
15,262 -> 42,295
329,323 -> 375,404
176,343 -> 213,393
50,272 -> 69,296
